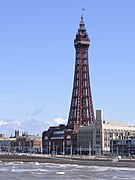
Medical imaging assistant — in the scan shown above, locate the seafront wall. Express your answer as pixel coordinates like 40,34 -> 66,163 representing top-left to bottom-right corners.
0,154 -> 135,168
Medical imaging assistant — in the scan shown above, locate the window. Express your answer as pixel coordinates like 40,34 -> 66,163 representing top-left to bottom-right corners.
44,136 -> 48,140
53,131 -> 64,135
66,135 -> 71,139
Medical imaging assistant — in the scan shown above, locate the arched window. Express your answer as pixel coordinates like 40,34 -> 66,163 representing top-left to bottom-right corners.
66,135 -> 71,139
44,136 -> 48,140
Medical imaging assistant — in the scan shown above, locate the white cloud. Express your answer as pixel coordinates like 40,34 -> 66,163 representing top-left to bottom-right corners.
52,117 -> 67,125
0,119 -> 21,137
0,120 -> 21,126
0,120 -> 9,126
0,117 -> 68,137
10,121 -> 21,126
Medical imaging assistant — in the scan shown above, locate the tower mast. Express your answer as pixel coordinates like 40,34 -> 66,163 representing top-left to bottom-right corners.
67,15 -> 95,131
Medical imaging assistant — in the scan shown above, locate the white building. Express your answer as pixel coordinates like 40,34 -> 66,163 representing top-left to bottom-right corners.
77,110 -> 135,155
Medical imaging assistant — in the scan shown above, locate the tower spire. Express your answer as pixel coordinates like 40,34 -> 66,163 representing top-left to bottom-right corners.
79,10 -> 86,31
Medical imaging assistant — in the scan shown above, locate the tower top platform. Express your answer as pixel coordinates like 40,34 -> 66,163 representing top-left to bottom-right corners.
74,15 -> 90,47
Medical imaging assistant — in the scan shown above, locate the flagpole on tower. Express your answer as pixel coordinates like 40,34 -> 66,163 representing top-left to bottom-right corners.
81,8 -> 85,17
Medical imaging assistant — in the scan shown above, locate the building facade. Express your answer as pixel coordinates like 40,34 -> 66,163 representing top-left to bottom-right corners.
0,134 -> 16,152
111,137 -> 135,156
0,131 -> 42,153
77,110 -> 135,155
42,125 -> 73,155
14,133 -> 42,153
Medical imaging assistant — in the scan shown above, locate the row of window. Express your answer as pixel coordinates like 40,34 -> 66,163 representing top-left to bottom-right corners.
53,131 -> 64,135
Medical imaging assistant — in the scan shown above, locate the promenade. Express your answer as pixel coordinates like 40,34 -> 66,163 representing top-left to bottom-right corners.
0,154 -> 135,168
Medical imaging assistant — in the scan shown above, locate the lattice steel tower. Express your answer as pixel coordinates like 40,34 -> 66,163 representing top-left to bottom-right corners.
67,15 -> 95,131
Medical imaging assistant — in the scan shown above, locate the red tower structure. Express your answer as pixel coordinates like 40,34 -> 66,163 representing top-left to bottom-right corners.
42,15 -> 95,155
67,15 -> 95,131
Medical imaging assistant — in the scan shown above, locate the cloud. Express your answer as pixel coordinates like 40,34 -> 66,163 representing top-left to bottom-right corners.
0,119 -> 21,137
0,117 -> 68,137
52,117 -> 67,125
19,117 -> 67,135
0,120 -> 9,126
0,120 -> 21,126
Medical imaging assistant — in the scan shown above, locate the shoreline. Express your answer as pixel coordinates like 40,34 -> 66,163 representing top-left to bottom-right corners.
0,154 -> 135,168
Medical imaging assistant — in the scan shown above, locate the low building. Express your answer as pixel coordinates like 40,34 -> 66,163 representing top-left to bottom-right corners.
13,132 -> 42,153
0,134 -> 16,152
42,124 -> 73,155
0,131 -> 42,153
111,136 -> 135,156
77,110 -> 135,155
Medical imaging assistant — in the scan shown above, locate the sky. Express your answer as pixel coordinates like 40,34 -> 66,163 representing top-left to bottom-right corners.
0,0 -> 135,137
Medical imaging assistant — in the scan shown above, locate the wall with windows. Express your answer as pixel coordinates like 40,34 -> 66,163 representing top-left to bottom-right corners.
77,110 -> 135,155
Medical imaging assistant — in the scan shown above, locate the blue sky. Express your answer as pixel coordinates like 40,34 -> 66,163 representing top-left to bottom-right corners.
0,0 -> 135,136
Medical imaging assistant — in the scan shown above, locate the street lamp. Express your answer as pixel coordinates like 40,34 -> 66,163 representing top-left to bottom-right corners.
63,141 -> 65,156
49,141 -> 51,155
89,141 -> 91,156
70,143 -> 73,156
79,146 -> 81,156
117,145 -> 119,156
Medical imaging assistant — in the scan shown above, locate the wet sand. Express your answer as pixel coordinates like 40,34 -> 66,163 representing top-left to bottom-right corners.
0,154 -> 135,168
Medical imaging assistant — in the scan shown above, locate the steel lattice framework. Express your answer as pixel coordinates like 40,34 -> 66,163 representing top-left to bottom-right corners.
67,16 -> 95,130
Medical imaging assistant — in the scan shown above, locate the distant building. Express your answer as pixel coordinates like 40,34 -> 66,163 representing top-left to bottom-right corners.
77,110 -> 135,155
111,136 -> 135,156
0,131 -> 42,153
0,134 -> 16,152
13,131 -> 42,153
0,134 -> 5,139
15,130 -> 19,138
42,124 -> 73,155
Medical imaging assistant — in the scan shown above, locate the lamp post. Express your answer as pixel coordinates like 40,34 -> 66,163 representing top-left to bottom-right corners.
63,141 -> 65,156
112,133 -> 115,155
53,142 -> 55,155
128,140 -> 131,157
117,145 -> 118,156
89,141 -> 91,156
49,141 -> 51,155
30,140 -> 31,153
56,145 -> 58,155
80,146 -> 81,156
70,143 -> 73,156
112,139 -> 113,155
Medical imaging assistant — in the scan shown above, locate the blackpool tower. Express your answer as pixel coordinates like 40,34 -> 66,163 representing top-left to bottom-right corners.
42,15 -> 95,154
67,15 -> 95,131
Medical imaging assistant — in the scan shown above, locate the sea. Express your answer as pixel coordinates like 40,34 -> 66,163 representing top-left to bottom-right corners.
0,161 -> 135,180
